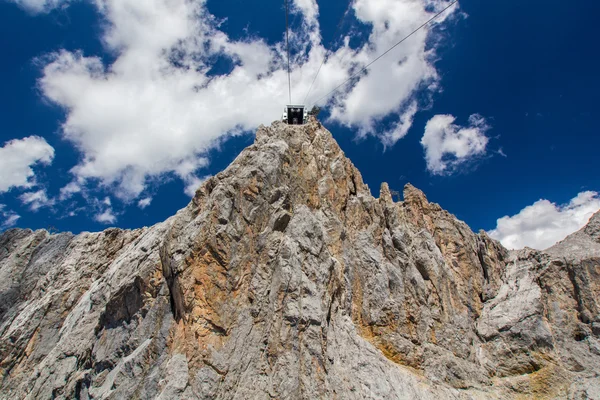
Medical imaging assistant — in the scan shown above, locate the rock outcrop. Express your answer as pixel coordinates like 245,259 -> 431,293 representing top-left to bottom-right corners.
1,118 -> 599,399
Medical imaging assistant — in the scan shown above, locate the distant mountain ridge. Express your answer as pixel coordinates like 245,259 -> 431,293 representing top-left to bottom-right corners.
1,118 -> 599,399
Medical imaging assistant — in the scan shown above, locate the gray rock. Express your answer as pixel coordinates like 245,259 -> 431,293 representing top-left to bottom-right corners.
1,118 -> 598,399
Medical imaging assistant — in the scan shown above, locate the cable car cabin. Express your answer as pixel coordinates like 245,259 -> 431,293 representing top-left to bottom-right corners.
283,105 -> 308,125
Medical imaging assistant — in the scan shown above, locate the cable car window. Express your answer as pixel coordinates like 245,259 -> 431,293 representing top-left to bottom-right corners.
287,106 -> 305,125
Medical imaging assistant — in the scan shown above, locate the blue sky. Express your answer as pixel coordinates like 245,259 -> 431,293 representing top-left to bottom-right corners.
0,0 -> 599,250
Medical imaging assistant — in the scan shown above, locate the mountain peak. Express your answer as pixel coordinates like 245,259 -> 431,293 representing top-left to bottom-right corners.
403,182 -> 429,204
1,120 -> 599,399
585,210 -> 600,242
545,209 -> 600,260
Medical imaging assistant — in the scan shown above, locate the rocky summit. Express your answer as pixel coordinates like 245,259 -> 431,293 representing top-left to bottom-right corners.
1,118 -> 599,399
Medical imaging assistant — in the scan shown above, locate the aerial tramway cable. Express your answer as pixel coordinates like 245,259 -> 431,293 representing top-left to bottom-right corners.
285,0 -> 292,104
302,0 -> 354,105
308,0 -> 458,108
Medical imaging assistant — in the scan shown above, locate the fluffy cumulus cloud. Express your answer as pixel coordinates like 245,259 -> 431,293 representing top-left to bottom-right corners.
95,208 -> 117,224
0,205 -> 20,231
19,189 -> 55,211
38,0 -> 298,200
489,191 -> 600,250
325,0 -> 455,144
9,0 -> 458,202
0,136 -> 55,193
94,196 -> 117,224
292,0 -> 319,26
421,114 -> 490,175
137,197 -> 152,209
59,181 -> 82,200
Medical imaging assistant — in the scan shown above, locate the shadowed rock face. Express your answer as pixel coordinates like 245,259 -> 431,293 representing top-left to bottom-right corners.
0,118 -> 599,399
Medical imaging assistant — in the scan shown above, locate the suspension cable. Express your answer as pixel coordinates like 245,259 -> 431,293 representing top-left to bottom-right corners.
302,0 -> 353,105
309,1 -> 457,108
285,0 -> 292,104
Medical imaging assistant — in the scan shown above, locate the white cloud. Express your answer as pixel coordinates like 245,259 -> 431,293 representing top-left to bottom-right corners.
38,0 -> 291,201
323,0 -> 457,139
91,196 -> 117,224
19,189 -> 56,211
381,101 -> 418,147
489,191 -> 600,250
59,181 -> 82,200
95,208 -> 117,224
421,114 -> 490,175
0,136 -> 55,193
17,0 -> 457,202
292,0 -> 319,26
137,197 -> 152,209
7,0 -> 70,13
0,205 -> 20,230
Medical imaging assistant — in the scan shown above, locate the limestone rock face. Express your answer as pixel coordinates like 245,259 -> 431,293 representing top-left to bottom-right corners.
1,119 -> 599,399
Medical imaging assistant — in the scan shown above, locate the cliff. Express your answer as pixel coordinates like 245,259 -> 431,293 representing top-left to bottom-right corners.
1,118 -> 599,399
